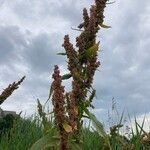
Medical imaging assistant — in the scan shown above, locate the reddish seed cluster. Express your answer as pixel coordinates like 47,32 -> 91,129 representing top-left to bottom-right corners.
0,76 -> 25,105
52,65 -> 66,126
52,65 -> 69,150
86,60 -> 101,89
62,35 -> 78,76
76,6 -> 97,55
78,8 -> 89,29
62,0 -> 108,124
67,91 -> 77,130
62,35 -> 85,98
95,0 -> 108,25
59,130 -> 69,150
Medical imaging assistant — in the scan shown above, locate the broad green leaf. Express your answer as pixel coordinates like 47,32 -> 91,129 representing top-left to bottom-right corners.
85,42 -> 100,58
29,134 -> 60,150
84,108 -> 112,150
57,52 -> 67,56
100,23 -> 111,29
69,142 -> 82,150
62,122 -> 72,133
61,73 -> 72,80
84,108 -> 107,138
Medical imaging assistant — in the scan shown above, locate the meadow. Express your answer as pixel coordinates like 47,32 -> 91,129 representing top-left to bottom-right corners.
0,110 -> 150,150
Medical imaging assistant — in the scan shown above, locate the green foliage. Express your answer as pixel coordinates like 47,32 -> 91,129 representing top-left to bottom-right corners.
61,73 -> 72,80
69,141 -> 82,150
57,52 -> 67,56
0,116 -> 43,150
0,114 -> 16,136
81,128 -> 104,150
84,108 -> 111,150
29,134 -> 60,150
0,113 -> 150,150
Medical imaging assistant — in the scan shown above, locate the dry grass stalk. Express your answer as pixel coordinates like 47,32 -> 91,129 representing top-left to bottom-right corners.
52,65 -> 69,150
0,76 -> 25,105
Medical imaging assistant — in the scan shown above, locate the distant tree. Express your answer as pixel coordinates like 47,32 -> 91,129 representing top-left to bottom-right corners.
0,114 -> 16,138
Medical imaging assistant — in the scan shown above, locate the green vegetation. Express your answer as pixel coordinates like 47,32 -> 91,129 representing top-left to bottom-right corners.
0,116 -> 43,150
0,113 -> 150,150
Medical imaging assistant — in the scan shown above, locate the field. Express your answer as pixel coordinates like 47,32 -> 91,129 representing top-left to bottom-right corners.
0,112 -> 150,150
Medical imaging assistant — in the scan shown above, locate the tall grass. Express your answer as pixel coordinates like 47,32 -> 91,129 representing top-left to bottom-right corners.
0,116 -> 43,150
0,113 -> 150,150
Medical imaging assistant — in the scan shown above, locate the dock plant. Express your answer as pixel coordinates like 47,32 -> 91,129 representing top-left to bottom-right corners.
30,0 -> 112,149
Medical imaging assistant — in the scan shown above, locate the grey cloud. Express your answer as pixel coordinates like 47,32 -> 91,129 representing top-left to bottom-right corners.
0,25 -> 26,64
0,25 -> 64,114
23,32 -> 64,73
0,0 -> 150,120
9,0 -> 92,26
92,0 -> 150,117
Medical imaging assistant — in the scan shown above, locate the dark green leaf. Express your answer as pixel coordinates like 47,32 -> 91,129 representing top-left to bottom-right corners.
57,52 -> 67,56
61,73 -> 72,80
44,83 -> 53,108
89,89 -> 96,102
84,108 -> 107,138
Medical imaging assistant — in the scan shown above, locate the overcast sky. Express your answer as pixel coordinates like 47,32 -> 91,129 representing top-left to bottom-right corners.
0,0 -> 150,128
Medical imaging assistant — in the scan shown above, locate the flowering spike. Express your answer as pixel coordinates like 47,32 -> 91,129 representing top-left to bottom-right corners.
0,76 -> 25,105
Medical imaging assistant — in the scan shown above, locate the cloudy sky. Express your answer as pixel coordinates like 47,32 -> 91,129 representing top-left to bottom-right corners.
0,0 -> 150,128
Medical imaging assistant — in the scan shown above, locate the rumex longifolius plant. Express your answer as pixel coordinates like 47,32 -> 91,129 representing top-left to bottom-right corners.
30,0 -> 111,149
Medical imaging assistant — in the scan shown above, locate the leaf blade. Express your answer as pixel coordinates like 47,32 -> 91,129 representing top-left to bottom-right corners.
100,23 -> 111,29
63,122 -> 72,133
85,42 -> 100,58
61,73 -> 72,80
29,134 -> 60,150
57,52 -> 67,56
